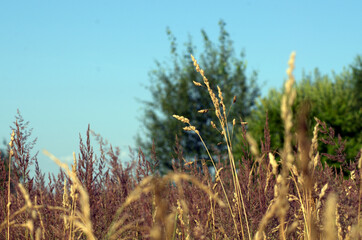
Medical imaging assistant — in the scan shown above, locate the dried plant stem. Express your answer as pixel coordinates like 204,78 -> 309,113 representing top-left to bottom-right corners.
323,193 -> 338,240
279,51 -> 297,240
225,135 -> 251,240
34,196 -> 46,240
69,153 -> 78,240
289,170 -> 310,237
175,115 -> 242,239
7,153 -> 11,240
173,113 -> 239,235
358,150 -> 362,228
7,130 -> 15,240
219,84 -> 250,239
189,54 -> 251,239
43,150 -> 97,240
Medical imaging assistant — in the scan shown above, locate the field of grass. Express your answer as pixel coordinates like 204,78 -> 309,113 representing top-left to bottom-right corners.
1,52 -> 361,239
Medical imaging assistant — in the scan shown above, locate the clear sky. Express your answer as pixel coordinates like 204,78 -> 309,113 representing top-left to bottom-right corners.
1,1 -> 361,176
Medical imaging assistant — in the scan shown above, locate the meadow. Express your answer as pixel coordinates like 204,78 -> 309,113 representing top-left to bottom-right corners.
0,52 -> 361,239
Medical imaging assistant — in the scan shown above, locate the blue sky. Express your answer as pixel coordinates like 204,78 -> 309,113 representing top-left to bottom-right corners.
1,1 -> 361,176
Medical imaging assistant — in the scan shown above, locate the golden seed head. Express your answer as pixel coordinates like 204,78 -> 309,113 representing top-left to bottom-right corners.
183,126 -> 192,131
291,165 -> 298,177
193,81 -> 202,87
183,126 -> 199,134
191,54 -> 196,64
269,153 -> 278,175
233,95 -> 237,103
184,161 -> 194,166
313,152 -> 319,169
215,108 -> 221,119
9,130 -> 15,148
217,86 -> 223,101
62,179 -> 69,208
210,121 -> 217,129
25,220 -> 34,234
288,52 -> 296,65
246,133 -> 259,156
198,109 -> 208,113
232,119 -> 236,126
173,114 -> 190,124
10,150 -> 14,156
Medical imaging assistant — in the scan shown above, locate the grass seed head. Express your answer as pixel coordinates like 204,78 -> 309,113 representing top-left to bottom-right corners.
173,115 -> 190,124
198,109 -> 209,113
193,81 -> 202,87
210,121 -> 217,129
269,153 -> 278,175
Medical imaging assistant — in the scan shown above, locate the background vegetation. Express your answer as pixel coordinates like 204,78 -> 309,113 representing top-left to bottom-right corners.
136,20 -> 361,176
1,20 -> 361,240
246,57 -> 362,169
136,20 -> 259,173
1,51 -> 361,239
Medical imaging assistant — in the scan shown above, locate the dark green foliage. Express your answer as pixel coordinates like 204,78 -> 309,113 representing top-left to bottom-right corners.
136,20 -> 259,174
351,55 -> 362,106
245,57 -> 362,166
0,145 -> 10,192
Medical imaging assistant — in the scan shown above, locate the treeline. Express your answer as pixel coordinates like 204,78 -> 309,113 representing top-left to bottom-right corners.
137,20 -> 362,173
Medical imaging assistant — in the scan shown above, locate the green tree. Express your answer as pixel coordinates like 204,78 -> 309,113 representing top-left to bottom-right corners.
245,57 -> 362,166
136,20 -> 259,174
0,136 -> 20,194
351,55 -> 362,107
0,141 -> 10,192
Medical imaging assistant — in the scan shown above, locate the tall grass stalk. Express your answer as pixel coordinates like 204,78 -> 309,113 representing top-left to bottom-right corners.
190,54 -> 252,239
43,150 -> 97,240
7,130 -> 15,240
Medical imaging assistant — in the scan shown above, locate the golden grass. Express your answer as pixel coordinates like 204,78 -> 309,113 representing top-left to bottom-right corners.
188,54 -> 252,240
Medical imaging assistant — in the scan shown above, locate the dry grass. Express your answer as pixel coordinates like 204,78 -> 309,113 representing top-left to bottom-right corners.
0,53 -> 361,239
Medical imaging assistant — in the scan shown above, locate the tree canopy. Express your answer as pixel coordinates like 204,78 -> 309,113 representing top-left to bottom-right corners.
245,56 -> 362,167
136,20 -> 260,174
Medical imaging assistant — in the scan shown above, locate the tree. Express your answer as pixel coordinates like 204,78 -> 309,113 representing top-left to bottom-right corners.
136,20 -> 260,174
351,55 -> 362,107
0,140 -> 11,192
245,58 -> 362,167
